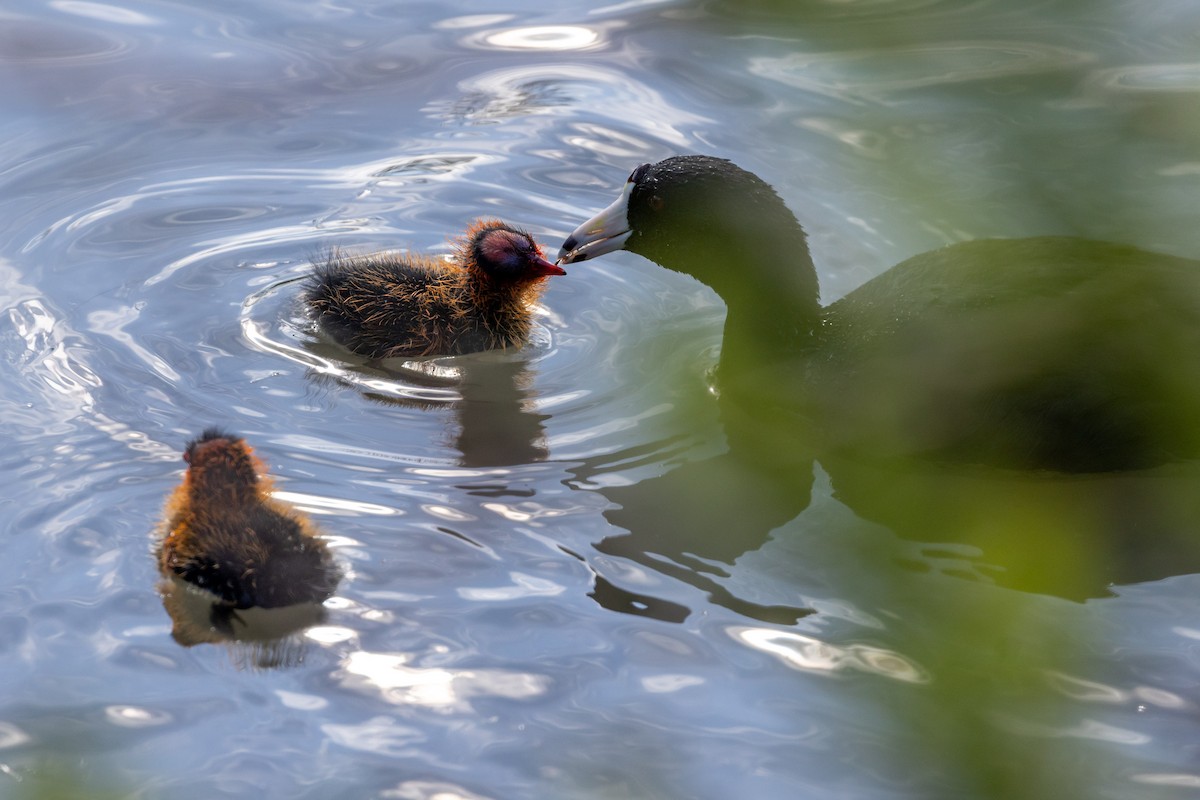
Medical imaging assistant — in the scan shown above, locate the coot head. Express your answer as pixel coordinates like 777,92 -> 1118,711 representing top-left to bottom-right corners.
557,156 -> 817,309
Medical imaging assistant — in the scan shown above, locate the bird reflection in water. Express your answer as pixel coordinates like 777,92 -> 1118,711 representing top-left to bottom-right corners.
452,353 -> 550,468
306,350 -> 550,468
155,429 -> 341,669
572,399 -> 815,625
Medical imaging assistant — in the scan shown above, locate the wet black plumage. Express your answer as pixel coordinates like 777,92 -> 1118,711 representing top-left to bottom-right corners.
558,155 -> 1200,472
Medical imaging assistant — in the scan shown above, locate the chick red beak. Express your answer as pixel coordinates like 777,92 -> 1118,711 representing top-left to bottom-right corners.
529,252 -> 567,277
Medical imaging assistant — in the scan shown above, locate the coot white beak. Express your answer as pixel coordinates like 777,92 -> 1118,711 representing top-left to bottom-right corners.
556,178 -> 635,264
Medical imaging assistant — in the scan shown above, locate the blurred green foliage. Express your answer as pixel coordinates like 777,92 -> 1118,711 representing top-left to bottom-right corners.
670,1 -> 1200,799
5,758 -> 129,800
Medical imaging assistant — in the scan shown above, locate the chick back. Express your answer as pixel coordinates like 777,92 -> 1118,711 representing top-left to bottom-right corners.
306,252 -> 473,358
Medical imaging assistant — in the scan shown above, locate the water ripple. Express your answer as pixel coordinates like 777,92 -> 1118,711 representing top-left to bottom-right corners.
0,721 -> 30,749
382,781 -> 495,800
322,716 -> 423,757
0,15 -> 135,65
51,1 -> 161,26
336,650 -> 551,710
104,704 -> 172,728
465,24 -> 607,52
427,63 -> 711,147
750,41 -> 1096,103
729,626 -> 928,683
1086,62 -> 1200,94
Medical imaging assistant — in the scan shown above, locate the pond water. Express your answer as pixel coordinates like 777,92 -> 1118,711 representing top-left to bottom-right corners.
3,0 -> 1200,797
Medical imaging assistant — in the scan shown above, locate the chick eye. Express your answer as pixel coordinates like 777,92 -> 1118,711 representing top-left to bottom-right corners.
648,195 -> 664,212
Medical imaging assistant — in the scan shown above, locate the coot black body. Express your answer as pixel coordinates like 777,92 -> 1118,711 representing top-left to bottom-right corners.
559,156 -> 1200,472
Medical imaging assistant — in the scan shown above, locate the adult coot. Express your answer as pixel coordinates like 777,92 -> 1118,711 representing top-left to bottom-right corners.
558,155 -> 1200,472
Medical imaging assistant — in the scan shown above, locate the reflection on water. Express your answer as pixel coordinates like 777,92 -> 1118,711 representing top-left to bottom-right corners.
453,355 -> 549,466
158,575 -> 329,669
305,353 -> 551,467
469,24 -> 604,52
730,626 -> 926,682
0,17 -> 134,65
750,42 -> 1095,103
578,448 -> 815,624
1090,62 -> 1200,94
337,650 -> 550,709
244,271 -> 552,465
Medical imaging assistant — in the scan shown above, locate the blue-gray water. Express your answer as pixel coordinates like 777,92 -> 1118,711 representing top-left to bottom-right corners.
3,1 -> 1200,797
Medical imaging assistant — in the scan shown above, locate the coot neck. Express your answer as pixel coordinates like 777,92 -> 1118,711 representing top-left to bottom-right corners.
644,215 -> 821,383
721,292 -> 816,383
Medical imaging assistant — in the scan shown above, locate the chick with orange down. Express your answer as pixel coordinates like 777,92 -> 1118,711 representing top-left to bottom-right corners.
306,219 -> 566,358
157,429 -> 339,610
